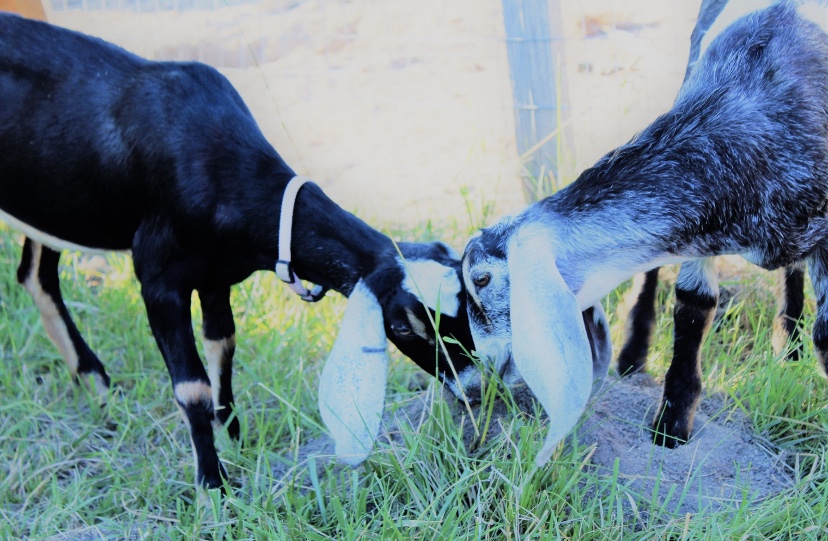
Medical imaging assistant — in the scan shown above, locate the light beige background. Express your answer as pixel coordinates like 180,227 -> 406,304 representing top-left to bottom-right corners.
43,0 -> 703,233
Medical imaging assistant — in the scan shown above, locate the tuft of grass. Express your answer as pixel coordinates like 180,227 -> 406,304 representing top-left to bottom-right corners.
0,215 -> 827,539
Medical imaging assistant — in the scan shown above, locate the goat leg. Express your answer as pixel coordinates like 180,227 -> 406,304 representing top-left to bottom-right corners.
17,238 -> 111,398
199,286 -> 240,441
617,267 -> 660,376
652,258 -> 718,448
808,250 -> 828,378
133,235 -> 226,490
772,262 -> 805,361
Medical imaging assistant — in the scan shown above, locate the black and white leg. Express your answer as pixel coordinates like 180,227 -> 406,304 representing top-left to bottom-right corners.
140,275 -> 225,489
652,258 -> 718,448
808,250 -> 828,378
17,237 -> 110,397
133,236 -> 224,490
617,268 -> 660,376
772,262 -> 805,361
199,287 -> 240,441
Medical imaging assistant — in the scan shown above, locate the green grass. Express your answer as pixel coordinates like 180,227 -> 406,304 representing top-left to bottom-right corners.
1,215 -> 828,540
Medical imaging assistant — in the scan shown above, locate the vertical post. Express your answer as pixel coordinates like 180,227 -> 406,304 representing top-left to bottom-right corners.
502,0 -> 570,200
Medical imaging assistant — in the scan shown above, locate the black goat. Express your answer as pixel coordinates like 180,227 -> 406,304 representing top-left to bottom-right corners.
462,0 -> 828,466
617,0 -> 806,388
0,13 -> 474,490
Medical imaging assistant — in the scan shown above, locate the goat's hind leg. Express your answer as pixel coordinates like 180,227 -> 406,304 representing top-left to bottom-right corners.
17,238 -> 111,398
199,287 -> 240,441
652,258 -> 718,448
808,250 -> 828,377
772,262 -> 805,361
617,268 -> 660,376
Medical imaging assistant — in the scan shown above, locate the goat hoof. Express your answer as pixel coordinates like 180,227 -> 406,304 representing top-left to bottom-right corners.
227,417 -> 241,442
199,465 -> 229,494
782,346 -> 802,362
652,431 -> 684,449
616,360 -> 645,377
215,410 -> 242,442
651,421 -> 689,448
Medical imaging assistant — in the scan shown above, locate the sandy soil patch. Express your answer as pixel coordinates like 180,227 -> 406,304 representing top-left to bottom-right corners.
269,371 -> 792,518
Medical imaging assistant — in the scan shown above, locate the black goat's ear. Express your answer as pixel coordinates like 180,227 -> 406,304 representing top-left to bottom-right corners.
319,280 -> 389,465
433,241 -> 460,259
507,227 -> 594,467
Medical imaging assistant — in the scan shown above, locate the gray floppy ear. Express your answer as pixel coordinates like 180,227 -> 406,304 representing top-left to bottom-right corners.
319,279 -> 389,466
582,303 -> 612,397
508,227 -> 594,467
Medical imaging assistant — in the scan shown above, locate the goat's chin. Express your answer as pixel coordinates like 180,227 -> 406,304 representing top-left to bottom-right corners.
444,349 -> 520,406
500,357 -> 523,386
445,365 -> 482,405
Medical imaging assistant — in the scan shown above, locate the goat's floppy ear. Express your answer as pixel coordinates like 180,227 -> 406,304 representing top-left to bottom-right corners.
508,227 -> 593,467
319,279 -> 389,465
582,303 -> 612,396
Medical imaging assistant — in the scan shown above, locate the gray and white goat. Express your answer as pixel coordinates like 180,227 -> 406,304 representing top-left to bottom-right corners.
618,0 -> 807,381
462,0 -> 828,466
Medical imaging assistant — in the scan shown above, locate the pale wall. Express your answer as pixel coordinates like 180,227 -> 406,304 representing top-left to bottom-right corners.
44,0 -> 702,234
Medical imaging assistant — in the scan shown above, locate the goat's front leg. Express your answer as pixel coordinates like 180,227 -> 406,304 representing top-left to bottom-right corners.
199,287 -> 240,441
17,238 -> 110,398
652,258 -> 718,448
134,253 -> 225,490
772,262 -> 805,361
617,268 -> 660,376
808,250 -> 828,378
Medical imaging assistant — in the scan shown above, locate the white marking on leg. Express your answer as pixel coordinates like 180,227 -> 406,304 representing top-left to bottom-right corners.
675,258 -> 718,298
399,258 -> 461,317
772,267 -> 790,354
203,335 -> 235,418
23,243 -> 80,375
174,381 -> 213,408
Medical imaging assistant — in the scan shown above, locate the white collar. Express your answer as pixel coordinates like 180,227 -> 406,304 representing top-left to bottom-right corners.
275,176 -> 326,302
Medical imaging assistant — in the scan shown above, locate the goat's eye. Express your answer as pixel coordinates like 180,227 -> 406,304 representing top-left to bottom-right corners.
473,273 -> 491,288
391,323 -> 413,337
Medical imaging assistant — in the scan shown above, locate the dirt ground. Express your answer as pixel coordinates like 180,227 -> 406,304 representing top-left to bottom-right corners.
43,0 -> 703,231
270,372 -> 792,518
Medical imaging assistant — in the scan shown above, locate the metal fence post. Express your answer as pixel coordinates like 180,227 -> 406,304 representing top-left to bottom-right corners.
502,0 -> 570,199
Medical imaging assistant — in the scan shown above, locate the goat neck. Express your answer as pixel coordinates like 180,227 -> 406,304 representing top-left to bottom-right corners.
285,181 -> 393,296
